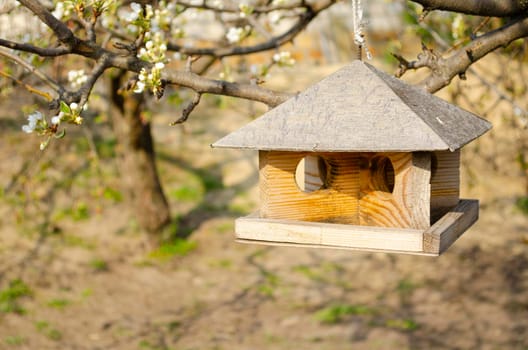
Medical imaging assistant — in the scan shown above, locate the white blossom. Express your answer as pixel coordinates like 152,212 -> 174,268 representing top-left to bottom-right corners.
22,125 -> 34,133
226,27 -> 245,44
269,11 -> 281,24
134,81 -> 146,93
22,111 -> 43,133
51,112 -> 64,125
68,70 -> 88,89
273,51 -> 295,66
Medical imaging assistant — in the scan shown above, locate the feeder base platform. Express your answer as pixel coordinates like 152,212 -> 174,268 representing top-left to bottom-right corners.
235,199 -> 478,256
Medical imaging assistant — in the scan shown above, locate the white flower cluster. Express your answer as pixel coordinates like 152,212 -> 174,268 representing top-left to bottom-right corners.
52,1 -> 74,19
123,2 -> 147,22
123,2 -> 153,33
452,14 -> 465,41
134,62 -> 165,95
21,101 -> 85,150
138,31 -> 167,63
68,70 -> 88,89
239,3 -> 253,18
226,26 -> 251,44
22,111 -> 45,134
273,51 -> 295,67
151,1 -> 176,31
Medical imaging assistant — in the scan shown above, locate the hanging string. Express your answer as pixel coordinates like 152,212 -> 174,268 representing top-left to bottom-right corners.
351,0 -> 371,60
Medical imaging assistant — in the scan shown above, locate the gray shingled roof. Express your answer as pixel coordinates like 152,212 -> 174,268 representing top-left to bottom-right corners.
212,61 -> 491,152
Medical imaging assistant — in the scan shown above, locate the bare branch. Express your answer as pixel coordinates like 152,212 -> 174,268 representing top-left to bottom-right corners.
0,47 -> 61,93
175,0 -> 308,13
170,92 -> 202,125
17,0 -> 77,45
167,1 -> 335,58
164,70 -> 294,107
398,16 -> 528,93
0,38 -> 70,56
411,0 -> 528,17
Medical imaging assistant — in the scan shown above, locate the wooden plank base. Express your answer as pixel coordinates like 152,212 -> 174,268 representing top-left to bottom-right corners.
235,199 -> 479,256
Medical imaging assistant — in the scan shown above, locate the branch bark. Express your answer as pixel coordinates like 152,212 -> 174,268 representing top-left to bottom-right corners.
411,0 -> 528,17
167,1 -> 334,58
396,16 -> 528,93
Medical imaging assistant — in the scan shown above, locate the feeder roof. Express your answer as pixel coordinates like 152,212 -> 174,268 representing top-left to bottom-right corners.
212,60 -> 491,152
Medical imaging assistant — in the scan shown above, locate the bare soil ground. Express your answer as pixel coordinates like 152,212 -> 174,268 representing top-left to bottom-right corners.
0,63 -> 527,350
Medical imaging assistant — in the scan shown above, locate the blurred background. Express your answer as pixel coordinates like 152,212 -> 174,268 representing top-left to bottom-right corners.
0,1 -> 527,349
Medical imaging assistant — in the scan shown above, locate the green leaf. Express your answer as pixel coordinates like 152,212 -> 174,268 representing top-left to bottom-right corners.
59,101 -> 70,114
54,129 -> 66,139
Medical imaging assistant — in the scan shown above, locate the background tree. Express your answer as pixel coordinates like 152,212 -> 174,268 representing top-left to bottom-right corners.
0,0 -> 527,239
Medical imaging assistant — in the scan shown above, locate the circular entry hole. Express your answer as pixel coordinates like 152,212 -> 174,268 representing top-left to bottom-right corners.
369,156 -> 395,193
295,155 -> 330,193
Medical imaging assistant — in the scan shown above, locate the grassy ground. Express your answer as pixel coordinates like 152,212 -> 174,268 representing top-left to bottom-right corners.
0,62 -> 527,350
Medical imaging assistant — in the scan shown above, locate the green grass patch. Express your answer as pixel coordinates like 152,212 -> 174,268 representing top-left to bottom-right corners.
95,137 -> 117,158
34,321 -> 62,341
209,259 -> 232,269
4,335 -> 26,346
81,288 -> 93,298
385,318 -> 419,331
256,272 -> 280,297
62,234 -> 96,249
201,173 -> 224,191
516,197 -> 528,215
215,222 -> 234,234
53,202 -> 91,222
46,298 -> 71,310
102,187 -> 123,203
315,304 -> 375,324
170,186 -> 202,202
148,239 -> 197,260
396,279 -> 418,295
0,279 -> 32,314
292,265 -> 324,282
89,258 -> 109,272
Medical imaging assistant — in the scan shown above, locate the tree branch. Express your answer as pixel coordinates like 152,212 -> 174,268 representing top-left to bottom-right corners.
17,0 -> 77,45
167,1 -> 334,58
0,38 -> 71,56
411,0 -> 528,17
397,16 -> 528,93
0,47 -> 61,93
164,70 -> 294,107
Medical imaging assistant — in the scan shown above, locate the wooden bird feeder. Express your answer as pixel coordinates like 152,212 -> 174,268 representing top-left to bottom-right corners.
213,61 -> 491,256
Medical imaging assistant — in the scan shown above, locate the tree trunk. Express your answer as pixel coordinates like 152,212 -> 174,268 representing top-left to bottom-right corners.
108,71 -> 171,238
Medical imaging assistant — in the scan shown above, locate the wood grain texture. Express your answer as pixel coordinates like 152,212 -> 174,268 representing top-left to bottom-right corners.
236,199 -> 478,255
236,214 -> 424,252
235,239 -> 439,256
430,150 -> 460,223
423,199 -> 478,254
212,61 -> 491,152
261,151 -> 432,229
359,152 -> 431,229
259,151 -> 360,223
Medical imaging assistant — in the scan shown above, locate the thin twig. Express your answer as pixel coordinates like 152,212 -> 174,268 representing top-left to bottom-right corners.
170,92 -> 202,125
0,46 -> 61,93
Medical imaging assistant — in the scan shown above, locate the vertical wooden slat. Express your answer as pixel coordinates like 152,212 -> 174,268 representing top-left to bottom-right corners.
430,150 -> 460,223
359,152 -> 431,229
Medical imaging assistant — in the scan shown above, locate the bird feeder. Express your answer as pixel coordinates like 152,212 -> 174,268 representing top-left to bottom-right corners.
212,61 -> 491,256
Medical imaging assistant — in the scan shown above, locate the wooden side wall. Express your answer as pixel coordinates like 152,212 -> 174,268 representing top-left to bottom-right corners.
430,150 -> 460,223
259,151 -> 360,223
359,152 -> 431,230
259,151 -> 432,229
